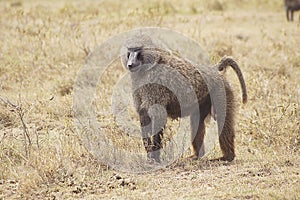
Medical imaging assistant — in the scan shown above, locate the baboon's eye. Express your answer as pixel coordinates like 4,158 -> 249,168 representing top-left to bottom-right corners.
127,52 -> 130,59
136,52 -> 142,60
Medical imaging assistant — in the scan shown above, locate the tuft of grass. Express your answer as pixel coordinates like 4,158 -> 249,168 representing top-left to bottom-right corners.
207,0 -> 226,11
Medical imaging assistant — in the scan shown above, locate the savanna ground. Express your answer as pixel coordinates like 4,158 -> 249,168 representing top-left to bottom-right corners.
0,0 -> 299,199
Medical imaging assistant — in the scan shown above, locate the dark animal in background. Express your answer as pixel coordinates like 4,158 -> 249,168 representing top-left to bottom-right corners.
121,44 -> 247,163
284,0 -> 300,21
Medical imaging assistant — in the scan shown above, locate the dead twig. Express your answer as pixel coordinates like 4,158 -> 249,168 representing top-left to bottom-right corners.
0,95 -> 32,159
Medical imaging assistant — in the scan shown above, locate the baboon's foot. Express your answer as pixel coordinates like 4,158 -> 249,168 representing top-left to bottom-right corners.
147,151 -> 161,163
221,155 -> 235,162
187,154 -> 199,160
210,156 -> 235,162
221,153 -> 235,162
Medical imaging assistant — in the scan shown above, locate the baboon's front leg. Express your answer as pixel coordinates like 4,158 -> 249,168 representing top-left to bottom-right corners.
150,129 -> 163,162
149,105 -> 166,162
139,108 -> 152,154
190,112 -> 205,160
139,107 -> 165,162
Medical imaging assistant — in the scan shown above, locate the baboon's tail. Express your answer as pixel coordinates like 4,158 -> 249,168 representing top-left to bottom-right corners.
216,56 -> 247,104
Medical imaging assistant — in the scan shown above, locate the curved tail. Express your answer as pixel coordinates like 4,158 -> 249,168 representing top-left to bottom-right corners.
216,56 -> 248,104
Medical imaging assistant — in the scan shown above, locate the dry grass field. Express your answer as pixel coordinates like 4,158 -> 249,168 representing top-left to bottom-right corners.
0,0 -> 299,199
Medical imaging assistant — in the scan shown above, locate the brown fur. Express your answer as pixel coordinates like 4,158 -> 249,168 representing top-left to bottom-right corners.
121,46 -> 247,162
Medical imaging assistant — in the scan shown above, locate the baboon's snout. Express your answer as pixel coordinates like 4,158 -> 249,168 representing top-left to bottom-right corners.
127,53 -> 141,71
127,61 -> 138,71
127,62 -> 135,69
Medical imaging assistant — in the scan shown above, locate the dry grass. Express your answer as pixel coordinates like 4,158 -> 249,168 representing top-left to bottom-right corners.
0,0 -> 299,199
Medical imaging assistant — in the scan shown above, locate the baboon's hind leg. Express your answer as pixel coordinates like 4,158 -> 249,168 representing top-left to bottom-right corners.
189,101 -> 211,160
218,86 -> 236,161
190,117 -> 205,160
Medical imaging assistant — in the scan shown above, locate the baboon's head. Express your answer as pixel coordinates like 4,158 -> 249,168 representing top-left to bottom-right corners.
122,34 -> 159,72
126,46 -> 144,72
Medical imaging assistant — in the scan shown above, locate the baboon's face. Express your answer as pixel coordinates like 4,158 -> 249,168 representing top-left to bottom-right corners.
126,47 -> 144,72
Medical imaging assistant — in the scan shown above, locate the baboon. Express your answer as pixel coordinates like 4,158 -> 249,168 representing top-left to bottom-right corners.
284,0 -> 300,21
121,42 -> 247,163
